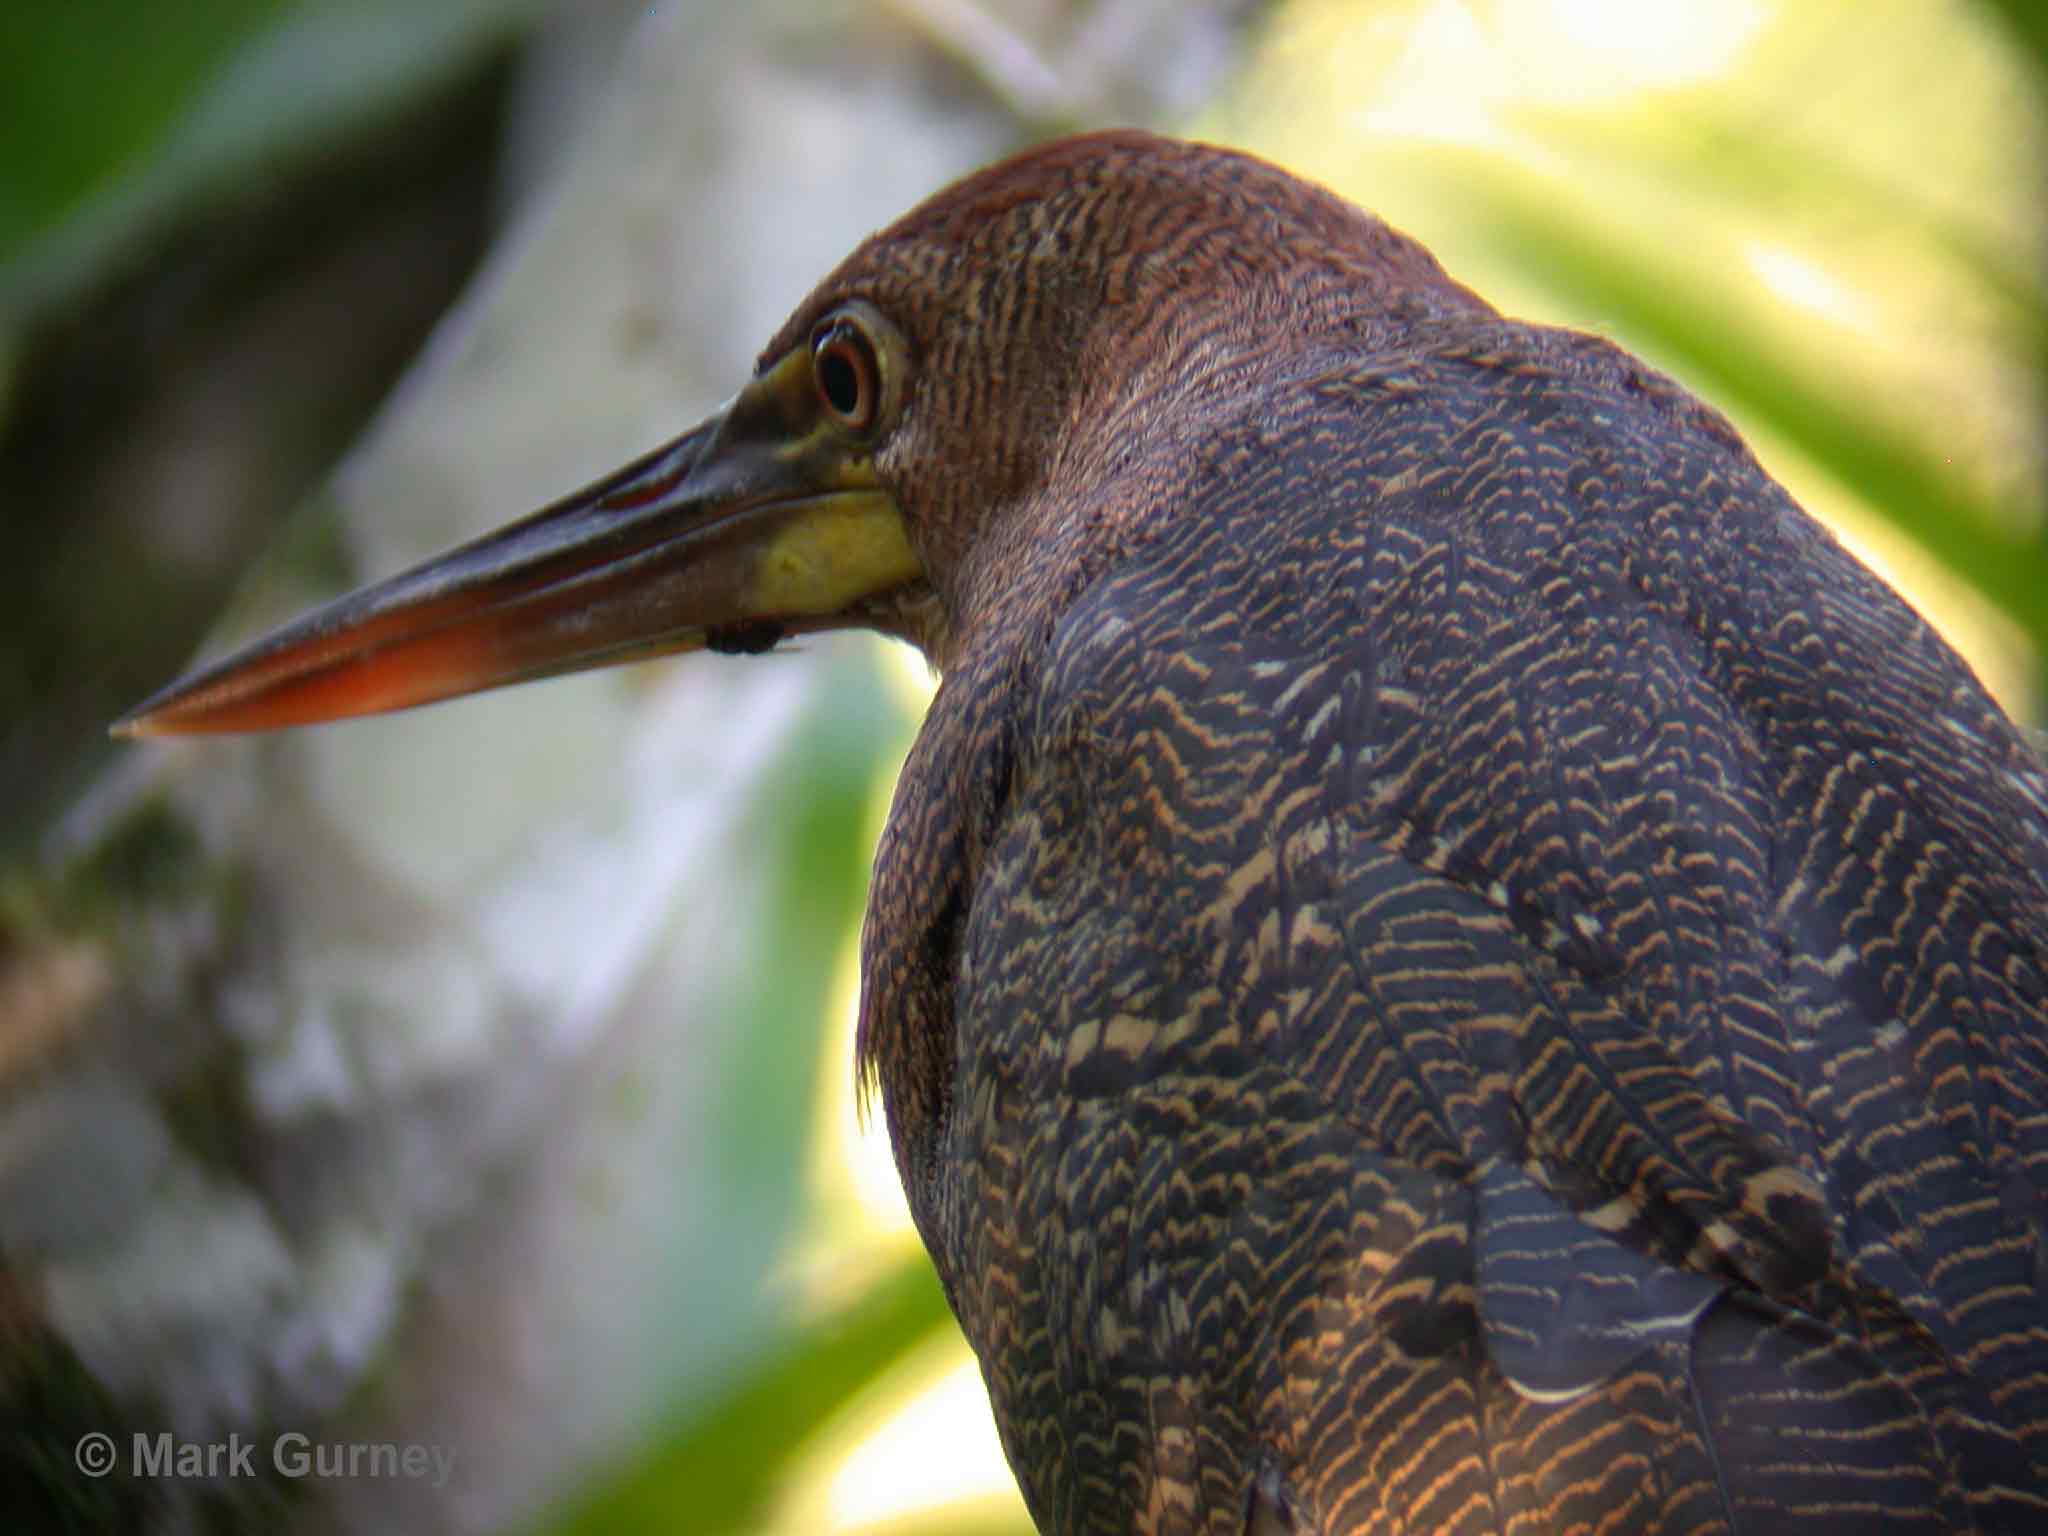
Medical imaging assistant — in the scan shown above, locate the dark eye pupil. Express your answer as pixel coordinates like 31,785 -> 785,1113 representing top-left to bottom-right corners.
819,345 -> 862,418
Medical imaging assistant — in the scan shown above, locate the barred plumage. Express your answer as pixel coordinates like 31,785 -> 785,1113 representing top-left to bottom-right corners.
124,131 -> 2048,1533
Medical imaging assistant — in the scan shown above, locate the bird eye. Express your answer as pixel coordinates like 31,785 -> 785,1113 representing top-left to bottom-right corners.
811,318 -> 880,432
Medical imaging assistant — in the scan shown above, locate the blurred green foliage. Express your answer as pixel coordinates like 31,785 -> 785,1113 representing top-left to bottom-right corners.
0,0 -> 291,260
1,0 -> 543,330
541,1255 -> 954,1536
1980,0 -> 2048,80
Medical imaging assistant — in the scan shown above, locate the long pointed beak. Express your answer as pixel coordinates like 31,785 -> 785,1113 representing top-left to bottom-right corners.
114,351 -> 923,737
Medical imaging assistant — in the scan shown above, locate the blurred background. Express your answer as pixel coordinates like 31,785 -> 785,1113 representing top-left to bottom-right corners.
1,0 -> 2041,1532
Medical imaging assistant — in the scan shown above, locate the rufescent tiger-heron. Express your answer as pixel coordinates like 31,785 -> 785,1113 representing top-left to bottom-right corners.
120,132 -> 2048,1534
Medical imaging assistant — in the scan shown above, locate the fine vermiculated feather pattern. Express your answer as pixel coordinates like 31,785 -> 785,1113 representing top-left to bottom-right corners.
864,311 -> 2048,1533
113,128 -> 2044,1536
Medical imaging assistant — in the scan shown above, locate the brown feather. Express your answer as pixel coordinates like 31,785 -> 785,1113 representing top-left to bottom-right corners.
809,132 -> 2048,1532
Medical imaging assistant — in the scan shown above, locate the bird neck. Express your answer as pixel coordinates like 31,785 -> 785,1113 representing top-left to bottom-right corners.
857,599 -> 1035,1250
860,291 -> 1503,1235
931,307 -> 1392,665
